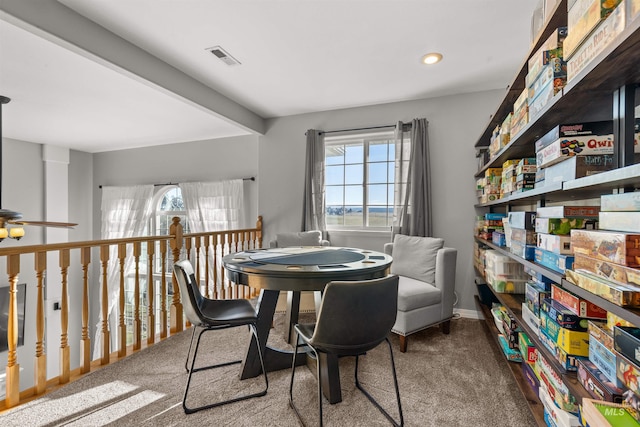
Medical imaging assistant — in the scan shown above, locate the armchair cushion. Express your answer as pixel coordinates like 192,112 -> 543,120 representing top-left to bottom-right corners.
275,230 -> 323,247
396,276 -> 441,311
390,234 -> 444,285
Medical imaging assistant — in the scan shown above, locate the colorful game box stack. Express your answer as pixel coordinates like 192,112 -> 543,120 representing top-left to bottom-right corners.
515,157 -> 537,193
526,26 -> 567,120
489,119 -> 510,159
565,194 -> 640,307
557,192 -> 640,422
477,212 -> 507,241
501,159 -> 520,197
508,211 -> 537,260
564,0 -> 626,82
477,168 -> 502,203
532,121 -> 631,189
492,304 -> 524,362
533,205 -> 600,274
510,88 -> 529,137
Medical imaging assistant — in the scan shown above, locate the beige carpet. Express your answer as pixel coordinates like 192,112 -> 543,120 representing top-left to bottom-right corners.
1,315 -> 536,426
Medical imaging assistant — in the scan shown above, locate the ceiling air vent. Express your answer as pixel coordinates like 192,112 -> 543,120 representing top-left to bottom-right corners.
206,46 -> 241,66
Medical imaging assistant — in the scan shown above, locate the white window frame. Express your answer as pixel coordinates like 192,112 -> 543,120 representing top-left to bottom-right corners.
324,130 -> 401,231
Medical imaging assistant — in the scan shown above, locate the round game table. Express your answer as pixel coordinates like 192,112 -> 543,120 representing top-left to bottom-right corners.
223,246 -> 392,403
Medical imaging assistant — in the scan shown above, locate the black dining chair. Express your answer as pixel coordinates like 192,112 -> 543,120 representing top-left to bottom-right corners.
289,275 -> 404,426
173,259 -> 268,414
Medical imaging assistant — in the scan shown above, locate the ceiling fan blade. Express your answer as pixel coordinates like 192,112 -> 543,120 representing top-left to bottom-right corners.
9,219 -> 77,228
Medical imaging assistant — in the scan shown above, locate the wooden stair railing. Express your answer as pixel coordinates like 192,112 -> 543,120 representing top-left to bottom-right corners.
0,216 -> 263,410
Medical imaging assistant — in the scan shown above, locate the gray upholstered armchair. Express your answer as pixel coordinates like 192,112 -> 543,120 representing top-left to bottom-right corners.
268,230 -> 329,248
384,234 -> 457,353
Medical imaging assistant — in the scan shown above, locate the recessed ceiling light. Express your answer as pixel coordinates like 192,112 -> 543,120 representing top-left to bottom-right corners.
422,52 -> 443,65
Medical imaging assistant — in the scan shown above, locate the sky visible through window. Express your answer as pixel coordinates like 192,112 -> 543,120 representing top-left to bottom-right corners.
325,135 -> 397,228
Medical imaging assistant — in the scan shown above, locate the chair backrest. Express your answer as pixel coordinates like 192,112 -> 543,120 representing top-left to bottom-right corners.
173,260 -> 205,327
310,275 -> 399,355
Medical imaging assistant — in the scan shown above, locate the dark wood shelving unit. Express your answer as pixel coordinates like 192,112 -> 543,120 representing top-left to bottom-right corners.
479,285 -> 591,404
474,296 -> 546,427
472,2 -> 640,421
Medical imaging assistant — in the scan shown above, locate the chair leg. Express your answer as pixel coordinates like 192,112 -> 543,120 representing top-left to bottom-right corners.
398,335 -> 408,353
441,320 -> 451,334
182,324 -> 268,414
289,334 -> 324,426
355,338 -> 404,427
185,326 -> 198,372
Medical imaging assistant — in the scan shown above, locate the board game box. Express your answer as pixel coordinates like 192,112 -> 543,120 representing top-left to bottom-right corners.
551,283 -> 607,319
599,211 -> 640,233
565,269 -> 640,307
536,205 -> 600,218
601,192 -> 640,211
573,253 -> 640,287
534,120 -> 613,152
571,229 -> 640,267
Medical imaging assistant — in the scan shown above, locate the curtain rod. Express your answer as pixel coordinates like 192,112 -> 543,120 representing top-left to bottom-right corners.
99,177 -> 255,188
316,122 -> 412,135
320,124 -> 396,135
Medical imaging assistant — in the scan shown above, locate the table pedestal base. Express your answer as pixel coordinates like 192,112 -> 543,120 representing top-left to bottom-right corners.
240,289 -> 343,403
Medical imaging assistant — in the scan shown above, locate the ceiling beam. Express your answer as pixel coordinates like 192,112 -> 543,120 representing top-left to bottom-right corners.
0,0 -> 265,135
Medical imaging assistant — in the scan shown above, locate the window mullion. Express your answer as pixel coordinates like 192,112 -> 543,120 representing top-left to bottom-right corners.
363,139 -> 369,228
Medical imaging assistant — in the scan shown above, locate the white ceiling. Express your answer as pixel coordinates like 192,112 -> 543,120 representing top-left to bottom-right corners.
0,0 -> 540,153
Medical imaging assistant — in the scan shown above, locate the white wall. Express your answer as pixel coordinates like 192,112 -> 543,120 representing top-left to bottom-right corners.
257,90 -> 505,313
92,134 -> 260,238
0,140 -> 93,393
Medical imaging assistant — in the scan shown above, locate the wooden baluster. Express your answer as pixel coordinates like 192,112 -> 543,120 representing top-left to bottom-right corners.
233,231 -> 239,253
256,216 -> 263,248
185,236 -> 193,262
159,240 -> 168,339
203,235 -> 210,298
222,233 -> 228,299
213,234 -> 219,299
34,252 -> 47,393
118,243 -> 127,357
133,241 -> 142,351
5,254 -> 21,408
80,247 -> 91,374
170,217 -> 183,332
59,249 -> 70,384
241,231 -> 248,298
147,241 -> 156,345
100,245 -> 110,365
194,236 -> 202,294
234,232 -> 240,298
249,231 -> 258,298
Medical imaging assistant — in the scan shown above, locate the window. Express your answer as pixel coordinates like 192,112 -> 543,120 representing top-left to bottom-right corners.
123,186 -> 190,345
325,131 -> 408,229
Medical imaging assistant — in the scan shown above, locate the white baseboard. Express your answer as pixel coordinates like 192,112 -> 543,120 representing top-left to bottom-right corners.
454,308 -> 483,320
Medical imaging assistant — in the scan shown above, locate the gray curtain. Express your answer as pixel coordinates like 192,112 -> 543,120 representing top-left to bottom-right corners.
394,118 -> 432,237
302,129 -> 326,232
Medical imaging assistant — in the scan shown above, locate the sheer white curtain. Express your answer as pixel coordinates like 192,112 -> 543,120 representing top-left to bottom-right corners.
180,180 -> 244,294
93,185 -> 154,359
